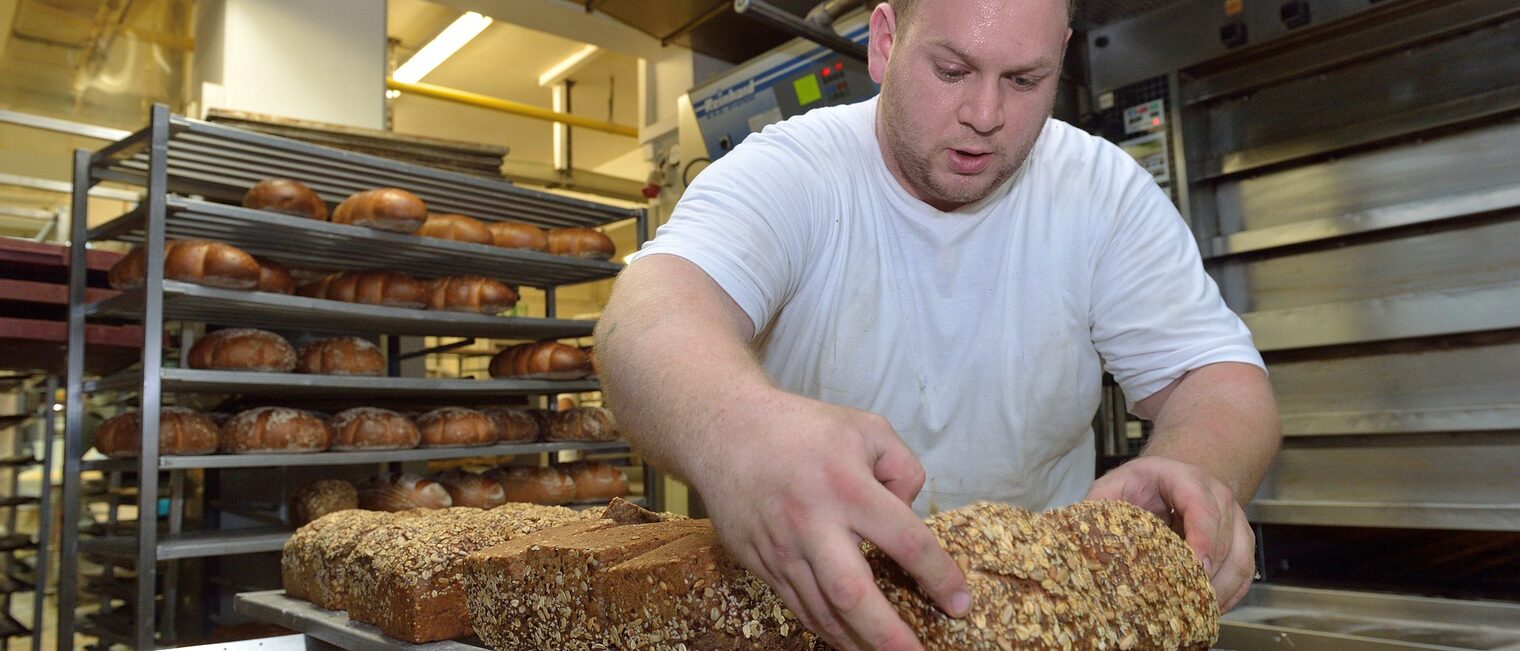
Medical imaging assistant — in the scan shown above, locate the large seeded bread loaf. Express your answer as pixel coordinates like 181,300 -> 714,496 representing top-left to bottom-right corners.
281,509 -> 396,605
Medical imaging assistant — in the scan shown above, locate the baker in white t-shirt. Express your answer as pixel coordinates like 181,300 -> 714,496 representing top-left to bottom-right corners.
595,1 -> 1281,649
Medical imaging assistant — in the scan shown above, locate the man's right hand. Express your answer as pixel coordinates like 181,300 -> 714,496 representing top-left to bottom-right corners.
693,388 -> 972,651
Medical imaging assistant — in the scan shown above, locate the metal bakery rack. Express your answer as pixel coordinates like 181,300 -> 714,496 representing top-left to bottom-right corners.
61,104 -> 652,650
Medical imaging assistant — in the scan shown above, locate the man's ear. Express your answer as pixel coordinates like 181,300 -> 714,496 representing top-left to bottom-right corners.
868,3 -> 897,84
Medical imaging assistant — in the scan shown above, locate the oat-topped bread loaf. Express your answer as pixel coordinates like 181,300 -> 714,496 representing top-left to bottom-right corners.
289,479 -> 358,527
281,508 -> 396,605
863,500 -> 1218,651
344,503 -> 582,643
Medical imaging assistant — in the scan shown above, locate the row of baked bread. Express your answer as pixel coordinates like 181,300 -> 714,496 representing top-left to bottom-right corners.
281,499 -> 1220,649
108,239 -> 523,314
290,464 -> 628,526
93,405 -> 619,458
243,178 -> 617,260
188,328 -> 595,380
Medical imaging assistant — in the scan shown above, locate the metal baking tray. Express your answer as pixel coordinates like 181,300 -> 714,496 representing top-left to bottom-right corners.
88,280 -> 597,340
80,440 -> 631,472
92,197 -> 624,288
235,590 -> 488,651
85,368 -> 600,398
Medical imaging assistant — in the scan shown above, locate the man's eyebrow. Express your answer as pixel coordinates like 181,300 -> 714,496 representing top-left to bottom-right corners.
925,39 -> 1058,73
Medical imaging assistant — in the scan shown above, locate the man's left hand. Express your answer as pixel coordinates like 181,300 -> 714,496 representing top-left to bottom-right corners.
1086,455 -> 1256,611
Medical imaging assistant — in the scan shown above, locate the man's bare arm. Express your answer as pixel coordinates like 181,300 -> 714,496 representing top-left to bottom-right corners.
595,253 -> 971,651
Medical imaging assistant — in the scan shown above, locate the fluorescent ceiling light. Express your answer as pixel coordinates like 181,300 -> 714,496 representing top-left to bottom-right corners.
538,44 -> 601,87
393,11 -> 493,85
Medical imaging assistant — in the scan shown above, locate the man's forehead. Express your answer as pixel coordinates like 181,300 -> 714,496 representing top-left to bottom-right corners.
900,0 -> 1069,57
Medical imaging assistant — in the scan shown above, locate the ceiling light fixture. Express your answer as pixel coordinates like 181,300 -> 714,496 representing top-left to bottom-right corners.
392,11 -> 493,87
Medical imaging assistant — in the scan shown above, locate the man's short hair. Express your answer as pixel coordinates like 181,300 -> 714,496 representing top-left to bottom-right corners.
887,0 -> 1076,28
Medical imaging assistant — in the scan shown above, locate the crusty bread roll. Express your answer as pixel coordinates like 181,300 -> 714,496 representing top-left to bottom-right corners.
414,407 -> 496,448
546,407 -> 617,442
417,214 -> 493,245
255,258 -> 296,294
426,276 -> 517,314
483,407 -> 542,443
357,472 -> 453,511
329,407 -> 421,451
331,188 -> 427,233
187,328 -> 296,373
290,479 -> 358,526
243,178 -> 328,220
299,270 -> 430,309
94,407 -> 220,458
107,240 -> 262,291
546,227 -> 615,260
486,221 -> 547,251
488,342 -> 593,380
296,337 -> 386,376
430,469 -> 507,509
221,407 -> 332,454
563,460 -> 629,501
484,465 -> 576,505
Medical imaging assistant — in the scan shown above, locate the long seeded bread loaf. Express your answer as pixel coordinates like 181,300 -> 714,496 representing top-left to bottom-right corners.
280,509 -> 394,604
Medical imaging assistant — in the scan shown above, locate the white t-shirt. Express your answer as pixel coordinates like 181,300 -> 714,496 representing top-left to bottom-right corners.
630,96 -> 1264,515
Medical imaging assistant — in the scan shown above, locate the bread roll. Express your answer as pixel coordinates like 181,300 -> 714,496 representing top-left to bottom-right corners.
329,407 -> 421,451
488,342 -> 593,380
485,465 -> 576,505
486,221 -> 547,251
221,407 -> 332,454
331,188 -> 427,233
546,407 -> 617,442
255,258 -> 296,294
187,328 -> 296,373
483,407 -> 542,443
564,460 -> 628,501
289,479 -> 358,526
243,178 -> 328,220
357,472 -> 453,511
296,337 -> 386,376
546,227 -> 615,260
300,270 -> 430,309
430,469 -> 507,509
427,276 -> 518,314
417,214 -> 493,245
107,240 -> 262,291
93,407 -> 220,458
414,407 -> 495,448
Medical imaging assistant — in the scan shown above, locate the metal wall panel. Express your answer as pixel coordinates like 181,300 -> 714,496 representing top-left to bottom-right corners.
1269,341 -> 1520,420
1266,442 -> 1520,505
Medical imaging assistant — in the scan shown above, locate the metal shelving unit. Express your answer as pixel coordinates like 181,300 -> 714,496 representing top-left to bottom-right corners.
61,104 -> 652,650
0,375 -> 56,651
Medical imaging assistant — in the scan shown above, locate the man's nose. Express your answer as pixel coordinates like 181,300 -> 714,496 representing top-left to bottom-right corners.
958,80 -> 1004,135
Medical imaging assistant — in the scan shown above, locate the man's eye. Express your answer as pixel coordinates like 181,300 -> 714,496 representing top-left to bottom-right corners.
935,67 -> 967,82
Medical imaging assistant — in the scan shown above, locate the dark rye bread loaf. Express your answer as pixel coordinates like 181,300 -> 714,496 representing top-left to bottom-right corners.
344,504 -> 581,643
862,500 -> 1218,651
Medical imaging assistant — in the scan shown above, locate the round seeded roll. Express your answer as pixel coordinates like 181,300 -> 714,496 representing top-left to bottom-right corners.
545,407 -> 617,442
331,188 -> 427,233
356,472 -> 453,511
243,178 -> 328,220
562,460 -> 628,501
427,276 -> 518,314
93,407 -> 220,458
255,258 -> 296,294
414,407 -> 495,448
545,227 -> 615,260
483,407 -> 542,443
417,213 -> 493,245
289,479 -> 358,526
107,240 -> 262,291
430,468 -> 507,509
486,221 -> 547,251
329,407 -> 421,451
302,271 -> 430,309
487,342 -> 593,380
221,407 -> 332,454
187,328 -> 296,373
484,465 -> 576,505
296,337 -> 386,376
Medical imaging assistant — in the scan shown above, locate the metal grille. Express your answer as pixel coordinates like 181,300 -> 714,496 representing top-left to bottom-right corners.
100,197 -> 623,288
95,116 -> 641,229
1079,0 -> 1195,28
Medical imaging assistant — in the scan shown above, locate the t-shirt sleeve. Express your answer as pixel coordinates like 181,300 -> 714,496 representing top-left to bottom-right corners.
1088,145 -> 1265,408
626,126 -> 822,337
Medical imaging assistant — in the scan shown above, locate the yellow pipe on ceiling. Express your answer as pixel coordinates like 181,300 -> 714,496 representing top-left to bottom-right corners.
386,78 -> 638,138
